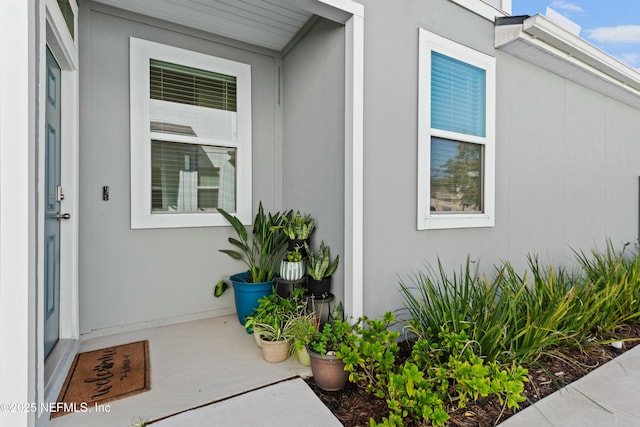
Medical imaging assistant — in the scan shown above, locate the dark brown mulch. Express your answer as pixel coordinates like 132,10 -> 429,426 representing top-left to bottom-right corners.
305,324 -> 640,427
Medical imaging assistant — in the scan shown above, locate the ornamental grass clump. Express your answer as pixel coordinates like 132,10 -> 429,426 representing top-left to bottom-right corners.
574,240 -> 640,333
399,242 -> 640,366
494,258 -> 591,363
400,257 -> 587,363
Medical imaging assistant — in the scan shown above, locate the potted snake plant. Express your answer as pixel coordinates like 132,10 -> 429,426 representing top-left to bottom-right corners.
282,211 -> 315,257
304,241 -> 339,297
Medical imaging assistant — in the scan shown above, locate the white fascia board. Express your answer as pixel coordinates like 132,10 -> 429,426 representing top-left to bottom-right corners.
523,15 -> 640,91
318,0 -> 364,17
280,0 -> 363,23
496,15 -> 640,108
449,0 -> 508,22
501,0 -> 512,15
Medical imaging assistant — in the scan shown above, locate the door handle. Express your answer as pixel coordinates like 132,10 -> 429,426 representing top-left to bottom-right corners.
56,213 -> 71,220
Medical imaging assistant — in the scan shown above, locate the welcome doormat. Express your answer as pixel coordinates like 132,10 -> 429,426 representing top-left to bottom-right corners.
53,340 -> 150,418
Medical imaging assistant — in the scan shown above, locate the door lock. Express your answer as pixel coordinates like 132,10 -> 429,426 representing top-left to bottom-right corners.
56,213 -> 71,220
56,185 -> 65,202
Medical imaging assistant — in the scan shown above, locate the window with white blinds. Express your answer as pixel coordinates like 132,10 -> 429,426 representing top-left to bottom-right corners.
431,52 -> 486,137
151,141 -> 237,213
417,29 -> 496,230
149,59 -> 237,112
130,38 -> 252,228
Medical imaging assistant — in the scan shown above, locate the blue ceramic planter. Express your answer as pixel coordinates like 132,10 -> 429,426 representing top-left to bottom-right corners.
230,273 -> 275,326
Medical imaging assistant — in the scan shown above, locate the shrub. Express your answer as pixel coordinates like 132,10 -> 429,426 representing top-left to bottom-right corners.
340,313 -> 528,427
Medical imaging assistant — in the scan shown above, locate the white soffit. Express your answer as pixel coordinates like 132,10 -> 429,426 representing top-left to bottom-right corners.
496,14 -> 640,110
92,0 -> 356,51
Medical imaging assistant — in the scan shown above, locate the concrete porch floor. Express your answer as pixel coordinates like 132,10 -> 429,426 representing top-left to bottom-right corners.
47,314 -> 337,427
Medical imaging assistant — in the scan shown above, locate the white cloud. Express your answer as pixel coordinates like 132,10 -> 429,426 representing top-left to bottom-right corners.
550,1 -> 584,13
585,25 -> 640,44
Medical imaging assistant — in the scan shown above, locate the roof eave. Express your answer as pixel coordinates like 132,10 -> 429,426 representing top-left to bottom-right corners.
496,14 -> 640,109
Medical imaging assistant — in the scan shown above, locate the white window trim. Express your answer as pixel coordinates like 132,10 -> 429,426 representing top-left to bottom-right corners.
130,37 -> 252,228
417,29 -> 496,230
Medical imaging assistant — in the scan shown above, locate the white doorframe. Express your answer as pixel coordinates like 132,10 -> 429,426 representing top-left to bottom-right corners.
44,0 -> 80,342
38,0 -> 80,418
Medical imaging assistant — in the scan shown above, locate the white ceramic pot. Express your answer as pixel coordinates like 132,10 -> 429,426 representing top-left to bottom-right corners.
280,260 -> 305,281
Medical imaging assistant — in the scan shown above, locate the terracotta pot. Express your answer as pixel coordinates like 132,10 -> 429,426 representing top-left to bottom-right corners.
260,339 -> 290,363
308,347 -> 348,391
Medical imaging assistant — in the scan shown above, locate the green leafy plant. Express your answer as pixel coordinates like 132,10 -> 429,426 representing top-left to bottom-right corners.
217,202 -> 288,289
286,248 -> 303,262
400,256 -> 590,364
305,241 -> 339,281
344,318 -> 528,427
282,211 -> 315,240
213,279 -> 228,297
399,240 -> 640,367
244,287 -> 306,334
574,240 -> 640,333
308,319 -> 355,356
253,316 -> 296,342
339,312 -> 400,397
289,311 -> 319,355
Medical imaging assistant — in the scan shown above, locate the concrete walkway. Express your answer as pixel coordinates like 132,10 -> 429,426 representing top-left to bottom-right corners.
149,377 -> 341,427
499,344 -> 640,426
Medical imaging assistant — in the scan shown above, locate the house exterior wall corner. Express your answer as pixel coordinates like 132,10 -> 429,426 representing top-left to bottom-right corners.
0,1 -> 38,427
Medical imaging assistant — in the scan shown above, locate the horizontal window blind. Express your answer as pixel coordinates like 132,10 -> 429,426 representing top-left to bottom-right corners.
151,140 -> 236,213
431,52 -> 486,137
150,59 -> 237,112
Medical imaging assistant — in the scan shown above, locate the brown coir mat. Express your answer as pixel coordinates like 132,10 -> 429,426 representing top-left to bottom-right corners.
53,340 -> 150,418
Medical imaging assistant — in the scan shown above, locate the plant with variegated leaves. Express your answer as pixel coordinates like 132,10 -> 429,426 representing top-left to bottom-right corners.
304,241 -> 339,281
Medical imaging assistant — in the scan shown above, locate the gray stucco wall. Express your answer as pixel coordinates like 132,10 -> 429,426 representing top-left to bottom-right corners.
282,19 -> 346,311
78,3 -> 282,334
358,0 -> 640,317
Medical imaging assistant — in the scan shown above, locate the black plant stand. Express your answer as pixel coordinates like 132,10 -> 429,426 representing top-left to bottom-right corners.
305,292 -> 334,328
276,277 -> 306,298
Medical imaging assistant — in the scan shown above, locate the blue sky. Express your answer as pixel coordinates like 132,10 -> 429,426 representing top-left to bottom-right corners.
512,1 -> 640,70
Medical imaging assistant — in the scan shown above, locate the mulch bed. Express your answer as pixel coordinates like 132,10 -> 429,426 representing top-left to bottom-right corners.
305,324 -> 640,426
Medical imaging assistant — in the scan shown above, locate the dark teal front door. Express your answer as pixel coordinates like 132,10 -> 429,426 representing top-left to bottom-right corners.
44,47 -> 62,358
